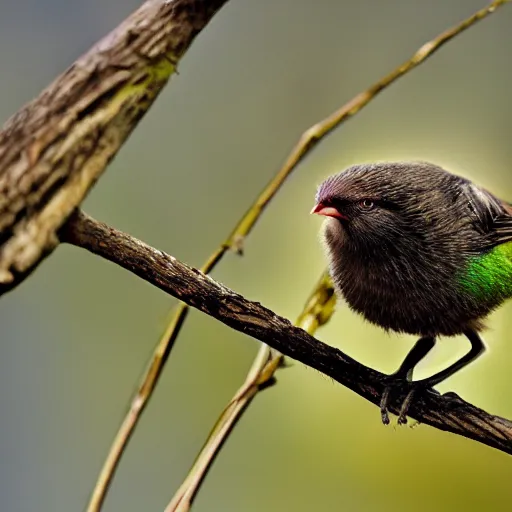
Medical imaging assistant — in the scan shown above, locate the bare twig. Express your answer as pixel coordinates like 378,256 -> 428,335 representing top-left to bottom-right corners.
60,209 -> 512,457
0,0 -> 228,295
85,0 -> 510,507
86,255 -> 221,512
166,273 -> 334,512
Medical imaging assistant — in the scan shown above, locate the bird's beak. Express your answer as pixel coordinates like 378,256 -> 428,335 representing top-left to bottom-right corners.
310,203 -> 347,220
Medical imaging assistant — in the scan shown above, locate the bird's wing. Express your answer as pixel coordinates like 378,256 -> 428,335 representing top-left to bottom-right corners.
461,181 -> 512,248
491,212 -> 512,245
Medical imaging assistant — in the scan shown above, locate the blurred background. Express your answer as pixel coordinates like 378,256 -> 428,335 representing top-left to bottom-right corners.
0,0 -> 511,510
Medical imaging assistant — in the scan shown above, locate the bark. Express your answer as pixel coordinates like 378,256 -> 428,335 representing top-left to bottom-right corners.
0,0 -> 227,294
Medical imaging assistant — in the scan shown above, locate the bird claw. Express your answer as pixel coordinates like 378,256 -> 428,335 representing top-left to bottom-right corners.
379,385 -> 393,425
380,376 -> 427,426
397,386 -> 418,425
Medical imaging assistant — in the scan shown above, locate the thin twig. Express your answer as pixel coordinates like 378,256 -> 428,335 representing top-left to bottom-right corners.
60,210 -> 512,457
166,273 -> 334,512
85,0 -> 510,508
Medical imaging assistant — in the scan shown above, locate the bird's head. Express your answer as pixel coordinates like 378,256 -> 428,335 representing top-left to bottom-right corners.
312,162 -> 458,253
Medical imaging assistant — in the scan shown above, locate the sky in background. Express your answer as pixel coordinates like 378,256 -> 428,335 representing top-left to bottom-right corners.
0,0 -> 511,511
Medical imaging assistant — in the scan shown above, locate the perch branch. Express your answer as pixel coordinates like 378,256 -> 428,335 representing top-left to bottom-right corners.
166,273 -> 335,512
84,0 -> 510,507
60,210 -> 512,458
0,0 -> 228,295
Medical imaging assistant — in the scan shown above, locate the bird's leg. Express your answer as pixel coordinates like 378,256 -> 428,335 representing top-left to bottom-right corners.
395,329 -> 486,425
380,336 -> 436,425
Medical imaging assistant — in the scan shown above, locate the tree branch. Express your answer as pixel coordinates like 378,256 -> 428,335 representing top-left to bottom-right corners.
0,0 -> 228,294
60,210 -> 512,457
85,1 -> 511,507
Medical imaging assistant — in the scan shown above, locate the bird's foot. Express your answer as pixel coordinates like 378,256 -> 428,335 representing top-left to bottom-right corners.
380,377 -> 429,426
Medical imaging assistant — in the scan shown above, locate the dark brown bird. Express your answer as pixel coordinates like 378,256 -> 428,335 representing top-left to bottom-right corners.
312,161 -> 512,423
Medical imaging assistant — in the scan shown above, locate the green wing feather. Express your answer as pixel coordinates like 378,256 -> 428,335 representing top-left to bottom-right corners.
459,182 -> 512,300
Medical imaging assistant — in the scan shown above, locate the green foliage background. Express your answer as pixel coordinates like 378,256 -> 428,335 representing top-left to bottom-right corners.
0,1 -> 511,510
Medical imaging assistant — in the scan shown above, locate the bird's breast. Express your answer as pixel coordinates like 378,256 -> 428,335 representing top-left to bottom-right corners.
330,249 -> 483,337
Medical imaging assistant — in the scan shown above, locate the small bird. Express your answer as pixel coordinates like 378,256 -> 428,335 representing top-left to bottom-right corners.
312,161 -> 512,424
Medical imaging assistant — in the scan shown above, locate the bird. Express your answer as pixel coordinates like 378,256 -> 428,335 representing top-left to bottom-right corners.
311,161 -> 512,424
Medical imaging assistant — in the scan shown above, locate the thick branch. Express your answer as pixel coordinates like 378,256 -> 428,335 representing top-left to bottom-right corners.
60,210 -> 512,456
0,0 -> 227,293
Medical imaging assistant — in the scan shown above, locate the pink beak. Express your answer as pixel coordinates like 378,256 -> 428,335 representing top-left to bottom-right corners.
310,203 -> 347,220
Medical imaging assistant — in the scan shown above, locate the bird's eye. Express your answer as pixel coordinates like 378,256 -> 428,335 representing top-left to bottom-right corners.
360,199 -> 374,209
